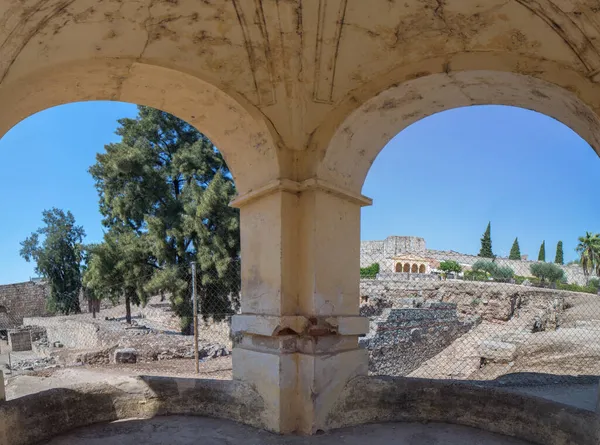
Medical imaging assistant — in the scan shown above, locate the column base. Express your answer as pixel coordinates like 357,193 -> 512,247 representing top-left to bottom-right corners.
232,344 -> 367,434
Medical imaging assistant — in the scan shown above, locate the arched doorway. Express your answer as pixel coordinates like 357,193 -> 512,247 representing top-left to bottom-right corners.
403,263 -> 410,273
419,264 -> 426,274
395,263 -> 402,273
411,264 -> 418,273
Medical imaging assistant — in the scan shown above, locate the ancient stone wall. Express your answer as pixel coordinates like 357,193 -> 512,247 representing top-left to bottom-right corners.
360,236 -> 595,286
360,279 -> 579,323
0,281 -> 49,329
22,317 -> 103,349
359,301 -> 476,376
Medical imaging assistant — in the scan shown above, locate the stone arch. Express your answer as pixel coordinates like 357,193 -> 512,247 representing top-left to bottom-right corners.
0,60 -> 282,195
395,263 -> 402,273
403,263 -> 410,273
315,56 -> 600,193
419,264 -> 426,274
411,264 -> 418,274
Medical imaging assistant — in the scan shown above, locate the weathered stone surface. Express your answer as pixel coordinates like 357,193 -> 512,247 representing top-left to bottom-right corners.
0,377 -> 266,445
328,376 -> 600,445
478,341 -> 517,363
113,349 -> 137,364
360,302 -> 477,376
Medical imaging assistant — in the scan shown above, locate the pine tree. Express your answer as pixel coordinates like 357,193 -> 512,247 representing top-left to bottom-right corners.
554,241 -> 564,265
478,222 -> 494,258
89,106 -> 240,332
509,237 -> 521,260
538,241 -> 546,262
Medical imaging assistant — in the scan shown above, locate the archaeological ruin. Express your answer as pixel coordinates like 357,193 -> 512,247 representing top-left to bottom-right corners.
0,0 -> 600,443
362,235 -> 593,285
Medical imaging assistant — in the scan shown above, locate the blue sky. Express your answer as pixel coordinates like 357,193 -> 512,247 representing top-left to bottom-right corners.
0,102 -> 598,284
362,105 -> 600,262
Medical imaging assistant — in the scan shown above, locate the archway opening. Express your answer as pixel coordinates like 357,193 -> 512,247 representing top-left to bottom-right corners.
359,104 -> 600,391
395,263 -> 402,273
0,100 -> 241,398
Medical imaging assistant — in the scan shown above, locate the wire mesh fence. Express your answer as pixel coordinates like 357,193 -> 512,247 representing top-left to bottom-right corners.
3,242 -> 600,399
359,240 -> 600,387
0,262 -> 240,397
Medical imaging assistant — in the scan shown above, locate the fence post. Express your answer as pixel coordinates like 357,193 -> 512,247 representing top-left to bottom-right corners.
0,370 -> 5,402
191,262 -> 199,374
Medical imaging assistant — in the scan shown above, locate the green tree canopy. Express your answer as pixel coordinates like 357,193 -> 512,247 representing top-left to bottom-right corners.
20,208 -> 85,314
89,106 -> 240,332
360,263 -> 380,279
439,260 -> 462,274
537,241 -> 546,262
478,222 -> 494,258
575,232 -> 600,282
554,241 -> 564,265
472,260 -> 497,276
472,260 -> 513,282
530,262 -> 564,285
509,238 -> 521,260
83,229 -> 155,323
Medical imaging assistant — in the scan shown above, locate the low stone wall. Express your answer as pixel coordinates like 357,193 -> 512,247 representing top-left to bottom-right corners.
22,317 -> 102,349
0,377 -> 266,445
0,375 -> 596,445
328,376 -> 600,445
359,302 -> 477,376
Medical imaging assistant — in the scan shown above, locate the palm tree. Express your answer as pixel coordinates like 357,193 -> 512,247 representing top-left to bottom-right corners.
576,232 -> 600,283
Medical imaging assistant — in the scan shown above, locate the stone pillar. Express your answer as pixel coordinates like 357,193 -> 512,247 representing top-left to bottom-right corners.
231,179 -> 371,434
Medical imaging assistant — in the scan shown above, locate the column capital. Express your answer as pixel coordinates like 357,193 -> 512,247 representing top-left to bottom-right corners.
230,178 -> 372,208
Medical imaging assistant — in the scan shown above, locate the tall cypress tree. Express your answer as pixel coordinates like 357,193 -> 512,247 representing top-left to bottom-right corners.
509,237 -> 521,260
555,241 -> 564,265
538,241 -> 546,262
478,222 -> 494,258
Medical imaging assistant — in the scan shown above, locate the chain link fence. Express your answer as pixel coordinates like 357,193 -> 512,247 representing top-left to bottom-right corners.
0,262 -> 240,399
359,241 -> 600,393
3,242 -> 600,402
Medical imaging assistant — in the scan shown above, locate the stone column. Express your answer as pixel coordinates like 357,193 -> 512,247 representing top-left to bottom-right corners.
231,179 -> 371,434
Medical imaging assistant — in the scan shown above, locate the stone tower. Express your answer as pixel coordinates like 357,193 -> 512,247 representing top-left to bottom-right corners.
383,236 -> 426,257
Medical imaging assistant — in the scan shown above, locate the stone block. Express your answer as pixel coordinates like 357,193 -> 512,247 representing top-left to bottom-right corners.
8,330 -> 32,352
113,348 -> 137,364
478,340 -> 517,363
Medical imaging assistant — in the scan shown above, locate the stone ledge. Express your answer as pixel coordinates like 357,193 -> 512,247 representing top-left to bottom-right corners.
0,377 -> 266,445
1,375 -> 597,444
232,314 -> 369,337
328,376 -> 600,445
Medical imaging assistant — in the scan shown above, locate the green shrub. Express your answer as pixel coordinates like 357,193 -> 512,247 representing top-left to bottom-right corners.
530,262 -> 565,285
588,278 -> 600,291
472,260 -> 498,275
464,270 -> 489,281
493,266 -> 515,282
556,282 -> 598,294
472,260 -> 513,282
439,260 -> 462,274
360,263 -> 380,279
